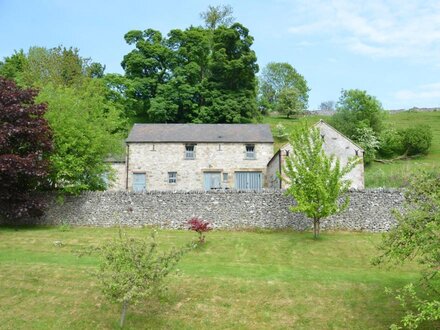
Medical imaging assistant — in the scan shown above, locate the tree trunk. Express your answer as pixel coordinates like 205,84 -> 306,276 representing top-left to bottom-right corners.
313,218 -> 317,239
120,300 -> 129,328
317,219 -> 320,238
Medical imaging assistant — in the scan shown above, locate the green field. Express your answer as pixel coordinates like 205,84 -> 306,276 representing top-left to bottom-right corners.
260,111 -> 440,187
0,227 -> 425,329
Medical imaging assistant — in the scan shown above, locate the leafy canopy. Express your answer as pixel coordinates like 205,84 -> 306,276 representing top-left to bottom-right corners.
200,4 -> 235,29
0,77 -> 52,219
259,62 -> 310,115
331,89 -> 386,138
275,87 -> 304,118
373,172 -> 440,329
282,123 -> 359,238
1,46 -> 126,194
120,12 -> 259,123
38,80 -> 125,194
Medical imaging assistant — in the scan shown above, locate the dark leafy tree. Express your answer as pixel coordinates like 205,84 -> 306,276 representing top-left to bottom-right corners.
0,77 -> 52,219
120,14 -> 259,123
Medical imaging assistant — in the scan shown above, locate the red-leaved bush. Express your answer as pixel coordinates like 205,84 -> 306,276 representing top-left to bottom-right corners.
187,217 -> 212,244
0,77 -> 53,219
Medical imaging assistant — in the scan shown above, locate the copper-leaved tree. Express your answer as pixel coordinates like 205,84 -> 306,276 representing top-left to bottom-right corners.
0,77 -> 52,219
282,125 -> 359,238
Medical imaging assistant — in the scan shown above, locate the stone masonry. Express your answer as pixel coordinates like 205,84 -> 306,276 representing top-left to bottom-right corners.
4,189 -> 404,232
126,142 -> 274,191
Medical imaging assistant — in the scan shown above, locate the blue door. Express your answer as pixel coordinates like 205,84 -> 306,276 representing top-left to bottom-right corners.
204,172 -> 221,191
132,173 -> 146,192
234,172 -> 262,191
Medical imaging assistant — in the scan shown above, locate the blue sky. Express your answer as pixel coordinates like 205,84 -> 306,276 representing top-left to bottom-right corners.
1,0 -> 439,110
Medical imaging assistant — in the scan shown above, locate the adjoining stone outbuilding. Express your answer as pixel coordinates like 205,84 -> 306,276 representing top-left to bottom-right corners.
108,124 -> 274,191
267,120 -> 365,189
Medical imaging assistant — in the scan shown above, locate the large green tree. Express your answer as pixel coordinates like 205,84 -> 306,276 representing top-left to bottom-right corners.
275,87 -> 303,118
331,89 -> 386,139
120,11 -> 258,123
282,125 -> 359,238
258,62 -> 310,114
1,47 -> 126,194
0,46 -> 103,88
38,80 -> 124,194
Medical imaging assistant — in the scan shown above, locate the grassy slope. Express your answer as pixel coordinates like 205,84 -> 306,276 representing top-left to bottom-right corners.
0,227 -> 425,329
365,111 -> 440,187
260,111 -> 440,187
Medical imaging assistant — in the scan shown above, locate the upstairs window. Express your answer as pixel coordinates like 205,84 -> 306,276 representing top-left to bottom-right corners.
185,144 -> 195,159
168,172 -> 177,184
245,144 -> 255,159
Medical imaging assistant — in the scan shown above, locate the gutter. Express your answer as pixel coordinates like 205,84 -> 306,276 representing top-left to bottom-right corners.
125,144 -> 130,190
278,150 -> 282,189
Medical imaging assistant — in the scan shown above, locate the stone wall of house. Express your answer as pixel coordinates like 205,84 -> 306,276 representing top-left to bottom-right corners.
108,162 -> 126,191
266,152 -> 281,189
127,142 -> 274,191
4,190 -> 404,232
268,122 -> 365,190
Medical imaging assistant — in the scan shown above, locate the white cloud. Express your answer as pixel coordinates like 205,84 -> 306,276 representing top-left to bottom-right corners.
394,83 -> 440,101
287,0 -> 440,62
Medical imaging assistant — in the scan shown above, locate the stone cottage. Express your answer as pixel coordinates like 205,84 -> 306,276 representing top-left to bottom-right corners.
266,120 -> 365,189
108,124 -> 274,191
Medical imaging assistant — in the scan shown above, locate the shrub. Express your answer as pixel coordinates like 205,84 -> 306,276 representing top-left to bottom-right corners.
273,123 -> 288,139
353,126 -> 380,164
95,230 -> 191,327
378,128 -> 405,158
401,125 -> 433,156
188,217 -> 212,243
373,172 -> 440,329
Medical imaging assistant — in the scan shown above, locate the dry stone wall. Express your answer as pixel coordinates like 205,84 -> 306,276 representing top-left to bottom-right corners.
2,190 -> 404,232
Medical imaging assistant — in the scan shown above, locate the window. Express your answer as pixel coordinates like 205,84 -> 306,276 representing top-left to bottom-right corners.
223,172 -> 228,182
168,172 -> 177,184
185,144 -> 195,159
132,173 -> 146,192
245,144 -> 255,159
101,172 -> 110,189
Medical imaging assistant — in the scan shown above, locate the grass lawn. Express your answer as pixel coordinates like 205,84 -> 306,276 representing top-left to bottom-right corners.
260,111 -> 440,188
0,226 -> 425,329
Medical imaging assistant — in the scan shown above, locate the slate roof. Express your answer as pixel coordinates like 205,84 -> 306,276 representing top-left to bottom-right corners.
126,124 -> 274,143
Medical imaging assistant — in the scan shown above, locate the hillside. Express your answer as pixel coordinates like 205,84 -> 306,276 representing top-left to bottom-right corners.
260,111 -> 440,188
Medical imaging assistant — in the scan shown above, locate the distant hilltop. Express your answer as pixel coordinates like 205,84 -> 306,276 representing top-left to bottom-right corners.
306,107 -> 439,116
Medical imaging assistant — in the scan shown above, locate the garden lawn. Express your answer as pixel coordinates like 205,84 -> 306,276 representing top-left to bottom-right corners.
0,226 -> 424,329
